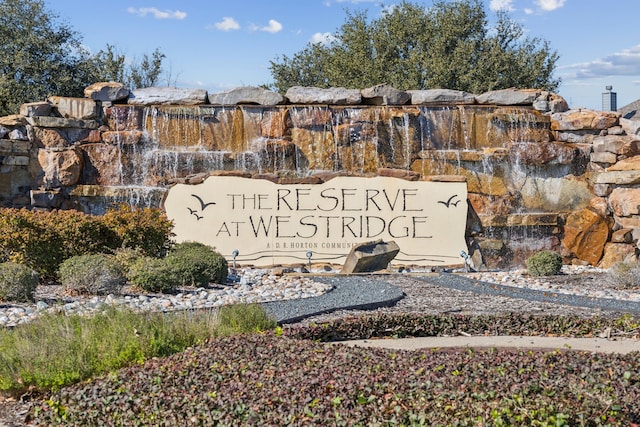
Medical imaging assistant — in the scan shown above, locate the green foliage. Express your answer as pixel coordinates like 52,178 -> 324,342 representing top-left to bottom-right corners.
0,262 -> 38,302
0,0 -> 94,115
166,242 -> 228,286
0,207 -> 173,283
88,44 -> 167,89
0,306 -> 219,395
216,303 -> 277,335
526,250 -> 563,277
29,330 -> 639,425
269,0 -> 560,94
102,205 -> 174,258
127,257 -> 181,293
58,254 -> 126,296
606,261 -> 640,289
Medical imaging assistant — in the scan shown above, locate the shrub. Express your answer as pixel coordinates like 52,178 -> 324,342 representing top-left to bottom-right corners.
58,254 -> 126,296
525,250 -> 563,276
112,247 -> 146,278
127,257 -> 180,293
102,205 -> 174,257
166,242 -> 229,286
605,261 -> 640,289
0,262 -> 39,302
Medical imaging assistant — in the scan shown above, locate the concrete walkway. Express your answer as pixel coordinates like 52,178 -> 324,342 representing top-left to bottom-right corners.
337,335 -> 640,354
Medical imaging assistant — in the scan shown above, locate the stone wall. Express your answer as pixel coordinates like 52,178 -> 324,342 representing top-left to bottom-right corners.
2,81 -> 639,268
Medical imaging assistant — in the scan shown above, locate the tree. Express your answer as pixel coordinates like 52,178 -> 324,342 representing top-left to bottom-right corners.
0,0 -> 92,115
269,0 -> 560,94
0,0 -> 170,116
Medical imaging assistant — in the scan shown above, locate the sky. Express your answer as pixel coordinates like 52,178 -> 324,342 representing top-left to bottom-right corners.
51,0 -> 640,111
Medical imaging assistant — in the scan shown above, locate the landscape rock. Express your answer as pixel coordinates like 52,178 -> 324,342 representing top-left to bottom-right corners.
30,189 -> 62,208
598,242 -> 636,269
620,117 -> 640,135
607,155 -> 640,171
128,87 -> 208,106
475,89 -> 539,105
84,82 -> 130,102
26,116 -> 101,129
208,86 -> 285,106
49,96 -> 99,120
592,135 -> 640,156
19,102 -> 51,117
408,89 -> 476,105
0,115 -> 26,126
37,148 -> 83,188
285,86 -> 361,105
561,208 -> 610,265
341,240 -> 400,274
361,84 -> 410,105
608,187 -> 640,217
551,109 -> 619,131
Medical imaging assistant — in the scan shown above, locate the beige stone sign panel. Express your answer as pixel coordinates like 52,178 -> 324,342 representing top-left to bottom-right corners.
164,176 -> 468,267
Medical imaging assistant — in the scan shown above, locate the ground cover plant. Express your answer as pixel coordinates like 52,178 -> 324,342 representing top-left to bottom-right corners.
0,304 -> 274,397
29,328 -> 640,426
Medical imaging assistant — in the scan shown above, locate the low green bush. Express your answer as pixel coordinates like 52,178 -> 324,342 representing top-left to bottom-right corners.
0,262 -> 39,302
606,261 -> 640,289
127,257 -> 181,293
216,303 -> 277,335
102,205 -> 174,257
58,254 -> 126,296
166,242 -> 228,286
525,250 -> 563,276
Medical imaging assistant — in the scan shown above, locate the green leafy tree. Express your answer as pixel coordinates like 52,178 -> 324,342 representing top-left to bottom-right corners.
88,45 -> 167,89
269,0 -> 560,94
128,48 -> 166,89
0,0 -> 93,115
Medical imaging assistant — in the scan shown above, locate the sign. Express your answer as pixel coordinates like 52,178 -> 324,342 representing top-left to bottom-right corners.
164,176 -> 468,266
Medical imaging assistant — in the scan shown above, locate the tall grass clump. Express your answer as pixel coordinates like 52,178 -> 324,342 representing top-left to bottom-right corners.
216,303 -> 277,335
606,261 -> 640,289
0,304 -> 276,396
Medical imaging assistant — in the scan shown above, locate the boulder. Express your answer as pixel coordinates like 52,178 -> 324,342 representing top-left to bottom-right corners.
561,208 -> 609,265
0,115 -> 26,126
101,130 -> 144,145
37,148 -> 83,188
49,96 -> 99,120
208,86 -> 285,106
608,187 -> 640,217
79,143 -> 122,186
361,84 -> 410,105
341,239 -> 400,274
475,89 -> 539,105
285,86 -> 361,105
32,128 -> 69,148
26,116 -> 101,129
508,141 -> 578,166
19,102 -> 51,117
84,82 -> 130,102
592,135 -> 640,156
591,170 -> 640,185
620,117 -> 640,135
128,87 -> 208,106
598,243 -> 636,269
607,155 -> 640,171
551,109 -> 619,131
30,189 -> 62,209
548,93 -> 569,113
408,89 -> 476,105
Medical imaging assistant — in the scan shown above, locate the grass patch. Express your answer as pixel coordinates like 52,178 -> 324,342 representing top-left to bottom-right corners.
0,303 -> 275,396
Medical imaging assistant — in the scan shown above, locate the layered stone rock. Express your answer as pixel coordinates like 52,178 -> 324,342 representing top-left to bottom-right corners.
360,84 -> 410,105
408,89 -> 476,105
208,86 -> 285,106
475,88 -> 540,105
285,86 -> 361,105
36,148 -> 83,189
84,82 -> 130,102
128,87 -> 208,106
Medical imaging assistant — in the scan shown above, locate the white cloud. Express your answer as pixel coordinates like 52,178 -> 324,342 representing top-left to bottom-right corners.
213,17 -> 240,31
127,7 -> 186,20
524,8 -> 534,14
310,32 -> 336,45
561,45 -> 640,79
489,0 -> 514,11
260,19 -> 283,34
534,0 -> 566,12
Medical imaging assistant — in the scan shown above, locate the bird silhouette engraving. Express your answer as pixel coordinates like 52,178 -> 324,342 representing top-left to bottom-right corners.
191,194 -> 216,211
437,194 -> 460,208
187,207 -> 203,220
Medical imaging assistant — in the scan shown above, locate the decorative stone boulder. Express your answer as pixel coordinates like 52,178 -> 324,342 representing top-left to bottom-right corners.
285,86 -> 361,105
341,239 -> 400,274
84,82 -> 130,102
561,208 -> 609,265
49,96 -> 99,120
208,86 -> 285,106
475,89 -> 539,105
36,148 -> 83,189
361,84 -> 410,105
19,102 -> 51,117
551,109 -> 619,131
408,89 -> 476,105
128,87 -> 208,106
